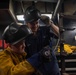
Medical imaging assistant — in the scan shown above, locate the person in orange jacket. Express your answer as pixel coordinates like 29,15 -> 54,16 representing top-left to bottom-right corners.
0,23 -> 52,75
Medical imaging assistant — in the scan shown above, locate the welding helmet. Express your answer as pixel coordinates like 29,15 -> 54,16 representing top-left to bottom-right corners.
25,6 -> 41,23
2,23 -> 30,45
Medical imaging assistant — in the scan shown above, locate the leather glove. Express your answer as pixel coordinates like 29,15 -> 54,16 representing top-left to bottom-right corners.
40,15 -> 49,25
40,15 -> 53,26
27,46 -> 52,69
39,46 -> 52,62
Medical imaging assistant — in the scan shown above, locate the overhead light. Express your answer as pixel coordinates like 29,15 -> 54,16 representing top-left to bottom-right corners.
16,15 -> 24,21
16,14 -> 52,21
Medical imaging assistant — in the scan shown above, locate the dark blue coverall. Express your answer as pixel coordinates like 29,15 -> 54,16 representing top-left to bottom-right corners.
25,26 -> 60,75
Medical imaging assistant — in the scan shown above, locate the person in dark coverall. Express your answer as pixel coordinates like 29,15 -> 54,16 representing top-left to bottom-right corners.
24,6 -> 61,75
0,23 -> 52,75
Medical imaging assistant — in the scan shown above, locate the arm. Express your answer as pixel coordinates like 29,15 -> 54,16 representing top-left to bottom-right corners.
40,15 -> 59,37
0,54 -> 35,75
49,20 -> 59,37
0,46 -> 51,75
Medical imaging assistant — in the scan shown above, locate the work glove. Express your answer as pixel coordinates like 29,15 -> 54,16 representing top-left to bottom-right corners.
39,45 -> 52,62
40,15 -> 53,26
27,46 -> 52,69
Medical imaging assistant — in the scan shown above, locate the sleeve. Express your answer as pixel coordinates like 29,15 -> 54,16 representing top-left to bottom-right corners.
48,26 -> 58,39
27,53 -> 42,69
9,60 -> 35,75
0,54 -> 35,75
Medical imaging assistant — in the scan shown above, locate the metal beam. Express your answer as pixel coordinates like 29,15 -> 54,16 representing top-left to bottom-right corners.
52,0 -> 63,20
63,15 -> 76,20
9,0 -> 17,23
60,14 -> 76,20
0,0 -> 17,26
14,0 -> 58,2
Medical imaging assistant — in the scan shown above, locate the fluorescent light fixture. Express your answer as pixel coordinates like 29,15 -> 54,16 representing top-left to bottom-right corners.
16,15 -> 24,21
41,14 -> 52,19
16,14 -> 52,21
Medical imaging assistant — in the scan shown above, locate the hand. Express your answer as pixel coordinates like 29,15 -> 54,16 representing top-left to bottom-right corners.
27,46 -> 52,69
40,15 -> 49,25
49,19 -> 54,26
40,46 -> 52,62
40,15 -> 53,26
